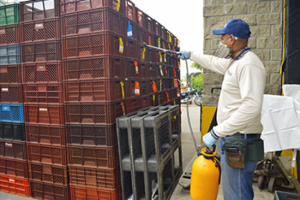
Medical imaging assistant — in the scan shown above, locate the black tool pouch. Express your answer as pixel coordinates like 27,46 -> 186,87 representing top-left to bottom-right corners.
247,139 -> 264,162
222,138 -> 247,169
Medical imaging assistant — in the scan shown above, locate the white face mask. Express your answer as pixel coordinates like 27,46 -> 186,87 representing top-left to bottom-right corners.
215,35 -> 232,58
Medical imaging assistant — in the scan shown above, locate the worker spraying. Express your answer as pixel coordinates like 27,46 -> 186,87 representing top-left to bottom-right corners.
179,19 -> 266,200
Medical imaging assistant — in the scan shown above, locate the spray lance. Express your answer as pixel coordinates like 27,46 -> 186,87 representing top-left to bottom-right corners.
144,43 -> 221,200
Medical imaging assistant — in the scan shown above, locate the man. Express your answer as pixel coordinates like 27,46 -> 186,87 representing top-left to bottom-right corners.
179,19 -> 266,200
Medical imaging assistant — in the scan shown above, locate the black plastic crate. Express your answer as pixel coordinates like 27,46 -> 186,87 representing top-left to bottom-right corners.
0,122 -> 26,141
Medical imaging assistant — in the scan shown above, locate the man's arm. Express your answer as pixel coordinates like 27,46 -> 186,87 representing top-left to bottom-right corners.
190,52 -> 232,75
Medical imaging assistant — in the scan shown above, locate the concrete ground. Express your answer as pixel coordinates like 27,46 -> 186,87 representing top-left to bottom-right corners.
0,104 -> 291,200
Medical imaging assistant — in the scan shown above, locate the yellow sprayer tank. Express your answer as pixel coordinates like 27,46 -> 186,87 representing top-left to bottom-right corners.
190,147 -> 221,200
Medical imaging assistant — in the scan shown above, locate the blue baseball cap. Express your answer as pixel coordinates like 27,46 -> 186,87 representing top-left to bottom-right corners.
212,19 -> 251,39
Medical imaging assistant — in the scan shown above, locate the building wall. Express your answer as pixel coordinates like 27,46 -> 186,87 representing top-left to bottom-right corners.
203,0 -> 282,106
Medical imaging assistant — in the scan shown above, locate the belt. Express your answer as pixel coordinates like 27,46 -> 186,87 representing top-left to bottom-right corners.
227,133 -> 260,139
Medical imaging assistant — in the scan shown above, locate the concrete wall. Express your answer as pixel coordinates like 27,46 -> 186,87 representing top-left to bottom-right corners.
203,0 -> 282,106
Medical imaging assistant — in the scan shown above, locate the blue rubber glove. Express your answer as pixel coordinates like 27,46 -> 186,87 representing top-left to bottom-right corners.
203,129 -> 219,149
178,51 -> 191,60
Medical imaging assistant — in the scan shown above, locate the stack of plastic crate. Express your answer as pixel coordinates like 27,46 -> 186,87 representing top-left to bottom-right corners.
60,0 -> 128,199
0,3 -> 30,198
19,0 -> 69,199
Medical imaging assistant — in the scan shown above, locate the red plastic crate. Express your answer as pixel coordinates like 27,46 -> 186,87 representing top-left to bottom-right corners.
62,31 -> 125,58
136,9 -> 146,29
64,79 -> 124,102
149,63 -> 157,78
60,0 -> 125,15
140,79 -> 150,95
0,157 -> 28,178
125,38 -> 138,59
67,145 -> 119,168
0,65 -> 22,84
0,84 -> 23,103
125,0 -> 136,22
21,40 -> 62,63
137,43 -> 149,62
66,124 -> 117,146
137,26 -> 147,44
20,0 -> 60,22
27,143 -> 67,166
146,15 -> 154,33
28,162 -> 68,185
0,140 -> 27,160
69,165 -> 120,189
63,55 -> 125,81
61,7 -> 125,37
125,97 -> 141,114
25,124 -> 66,145
22,62 -> 63,84
153,20 -> 162,37
25,104 -> 65,125
139,62 -> 149,79
30,180 -> 70,200
65,101 -> 125,124
147,31 -> 155,46
0,24 -> 20,46
0,174 -> 30,197
20,18 -> 61,42
161,26 -> 167,41
139,95 -> 150,110
23,83 -> 64,104
70,185 -> 121,200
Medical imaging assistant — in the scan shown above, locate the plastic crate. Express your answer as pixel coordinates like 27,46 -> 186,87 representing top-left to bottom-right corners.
66,124 -> 117,146
137,26 -> 147,44
64,79 -> 124,102
0,84 -> 23,103
24,104 -> 65,125
140,79 -> 150,95
139,95 -> 150,110
70,185 -> 121,200
0,24 -> 20,46
156,65 -> 167,78
20,18 -> 61,42
61,7 -> 125,37
0,157 -> 28,178
124,38 -> 138,59
0,64 -> 22,84
136,9 -> 146,29
63,55 -> 125,81
62,31 -> 125,58
22,62 -> 63,84
0,140 -> 27,160
126,18 -> 138,42
28,162 -> 68,185
0,103 -> 25,123
125,0 -> 136,22
154,20 -> 162,37
125,97 -> 141,114
139,62 -> 149,79
23,83 -> 64,104
27,143 -> 67,165
30,180 -> 70,200
124,59 -> 138,78
68,145 -> 119,168
20,0 -> 60,22
149,63 -> 157,78
145,15 -> 154,33
0,122 -> 26,141
124,79 -> 140,98
137,43 -> 149,62
161,26 -> 167,41
60,0 -> 125,15
274,191 -> 300,200
0,4 -> 19,26
22,40 -> 61,63
0,174 -> 30,197
69,165 -> 120,189
147,31 -> 155,46
25,124 -> 65,145
65,101 -> 125,124
0,44 -> 21,65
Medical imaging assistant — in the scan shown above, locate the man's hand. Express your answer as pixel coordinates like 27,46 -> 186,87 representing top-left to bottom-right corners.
178,51 -> 191,60
203,129 -> 219,148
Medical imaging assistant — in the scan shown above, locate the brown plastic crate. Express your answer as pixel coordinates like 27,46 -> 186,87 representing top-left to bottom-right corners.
0,84 -> 23,103
149,63 -> 157,78
25,124 -> 66,145
27,143 -> 67,166
137,43 -> 149,62
125,78 -> 140,98
61,31 -> 125,58
0,174 -> 30,197
22,62 -> 63,84
23,83 -> 64,104
66,124 -> 117,146
124,59 -> 139,78
65,101 -> 125,124
150,79 -> 158,93
64,79 -> 124,102
153,20 -> 162,37
22,40 -> 62,63
139,62 -> 149,79
0,140 -> 27,160
20,0 -> 60,22
69,165 -> 120,189
28,162 -> 68,185
155,91 -> 166,106
125,0 -> 136,22
145,15 -> 154,33
140,79 -> 150,96
20,18 -> 61,42
61,7 -> 125,37
62,55 -> 125,81
124,38 -> 138,59
161,26 -> 167,41
126,18 -> 138,42
0,65 -> 22,84
0,24 -> 20,46
60,0 -> 125,15
0,157 -> 28,178
156,64 -> 167,78
30,180 -> 70,200
137,26 -> 147,44
139,95 -> 150,110
125,97 -> 141,114
70,185 -> 121,200
67,145 -> 119,168
136,9 -> 146,29
25,104 -> 65,125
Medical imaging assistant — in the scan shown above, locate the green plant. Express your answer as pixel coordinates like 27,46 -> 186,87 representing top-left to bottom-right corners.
191,74 -> 203,95
191,62 -> 203,70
